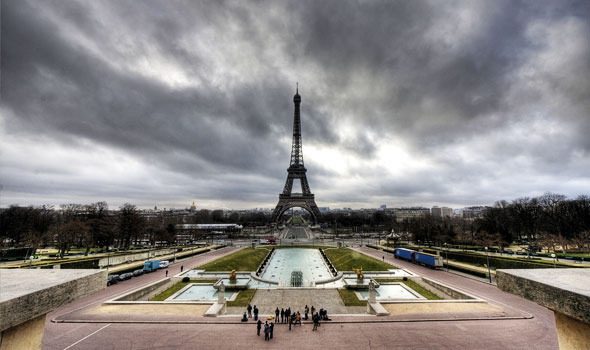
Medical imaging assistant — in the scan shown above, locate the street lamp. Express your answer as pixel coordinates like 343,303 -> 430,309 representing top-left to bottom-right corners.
551,253 -> 556,268
444,243 -> 449,272
485,246 -> 492,283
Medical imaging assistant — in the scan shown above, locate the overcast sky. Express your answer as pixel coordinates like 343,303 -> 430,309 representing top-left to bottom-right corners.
1,0 -> 589,210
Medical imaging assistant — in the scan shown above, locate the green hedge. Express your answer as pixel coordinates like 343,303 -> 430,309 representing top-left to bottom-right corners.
443,251 -> 568,269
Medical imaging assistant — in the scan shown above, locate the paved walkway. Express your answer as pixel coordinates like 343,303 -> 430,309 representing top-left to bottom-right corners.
42,245 -> 559,350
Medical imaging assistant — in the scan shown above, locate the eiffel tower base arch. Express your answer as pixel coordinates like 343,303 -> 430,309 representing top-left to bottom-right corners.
272,194 -> 321,224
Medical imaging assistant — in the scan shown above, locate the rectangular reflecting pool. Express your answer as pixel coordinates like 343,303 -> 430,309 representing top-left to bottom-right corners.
260,248 -> 333,286
171,284 -> 237,301
356,283 -> 423,300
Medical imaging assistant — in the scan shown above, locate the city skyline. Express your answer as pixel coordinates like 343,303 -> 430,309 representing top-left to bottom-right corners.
2,1 -> 589,210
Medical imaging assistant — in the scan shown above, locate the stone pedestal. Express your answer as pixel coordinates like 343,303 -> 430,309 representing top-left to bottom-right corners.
217,281 -> 226,304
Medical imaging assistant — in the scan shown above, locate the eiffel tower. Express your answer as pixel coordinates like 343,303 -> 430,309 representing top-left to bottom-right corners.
272,85 -> 321,223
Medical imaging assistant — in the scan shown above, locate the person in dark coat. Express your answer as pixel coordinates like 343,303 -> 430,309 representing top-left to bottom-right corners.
241,312 -> 248,322
253,305 -> 259,321
247,304 -> 252,318
264,321 -> 270,341
269,322 -> 274,339
312,313 -> 319,331
256,319 -> 262,336
280,308 -> 285,323
275,307 -> 280,322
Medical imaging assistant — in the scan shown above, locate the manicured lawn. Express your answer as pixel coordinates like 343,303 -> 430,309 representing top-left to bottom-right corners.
374,278 -> 442,300
323,247 -> 395,271
150,281 -> 191,301
338,288 -> 366,306
150,279 -> 219,301
198,247 -> 270,271
227,289 -> 257,307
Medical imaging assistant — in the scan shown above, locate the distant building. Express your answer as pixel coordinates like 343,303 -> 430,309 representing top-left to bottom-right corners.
431,206 -> 453,218
393,207 -> 430,222
462,206 -> 489,219
379,204 -> 387,211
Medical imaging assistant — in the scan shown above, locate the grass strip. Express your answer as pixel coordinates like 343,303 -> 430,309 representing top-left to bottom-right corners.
338,288 -> 367,306
227,289 -> 257,307
324,247 -> 395,271
374,278 -> 442,300
150,281 -> 191,301
198,247 -> 269,271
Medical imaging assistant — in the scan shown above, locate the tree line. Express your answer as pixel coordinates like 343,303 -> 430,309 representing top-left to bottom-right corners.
392,193 -> 590,252
1,192 -> 589,255
0,202 -> 174,257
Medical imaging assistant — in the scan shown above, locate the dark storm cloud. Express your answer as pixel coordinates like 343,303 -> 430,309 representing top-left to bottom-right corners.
1,0 -> 589,208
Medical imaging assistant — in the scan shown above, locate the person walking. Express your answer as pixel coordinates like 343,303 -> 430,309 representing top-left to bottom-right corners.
304,305 -> 309,320
264,321 -> 270,341
280,308 -> 285,324
312,313 -> 319,331
256,319 -> 262,336
165,269 -> 168,277
311,305 -> 315,317
247,304 -> 252,318
180,265 -> 184,272
270,322 -> 274,339
288,313 -> 292,331
275,307 -> 280,322
253,305 -> 259,321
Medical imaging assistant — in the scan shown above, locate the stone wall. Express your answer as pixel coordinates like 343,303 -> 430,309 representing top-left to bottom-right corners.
496,270 -> 590,324
0,269 -> 107,332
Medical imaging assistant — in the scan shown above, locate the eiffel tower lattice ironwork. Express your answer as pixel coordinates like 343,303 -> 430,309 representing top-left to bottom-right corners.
272,85 -> 321,223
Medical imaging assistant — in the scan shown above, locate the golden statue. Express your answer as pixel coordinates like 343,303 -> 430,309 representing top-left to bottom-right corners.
353,266 -> 364,280
229,269 -> 237,281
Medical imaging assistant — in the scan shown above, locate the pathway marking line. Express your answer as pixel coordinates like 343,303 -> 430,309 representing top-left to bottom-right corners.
63,323 -> 111,350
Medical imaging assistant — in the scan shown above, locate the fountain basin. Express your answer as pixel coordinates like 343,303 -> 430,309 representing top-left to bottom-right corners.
343,278 -> 380,289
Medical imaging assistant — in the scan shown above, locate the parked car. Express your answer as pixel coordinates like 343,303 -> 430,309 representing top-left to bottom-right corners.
132,269 -> 144,277
159,260 -> 170,268
107,275 -> 119,286
118,272 -> 133,281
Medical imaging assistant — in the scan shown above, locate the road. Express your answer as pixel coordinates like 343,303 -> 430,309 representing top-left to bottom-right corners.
42,244 -> 559,350
281,226 -> 310,239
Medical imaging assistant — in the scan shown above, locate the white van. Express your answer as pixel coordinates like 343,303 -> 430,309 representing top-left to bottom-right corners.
159,260 -> 170,268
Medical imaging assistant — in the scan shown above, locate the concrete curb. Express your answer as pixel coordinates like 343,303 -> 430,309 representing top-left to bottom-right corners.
51,314 -> 534,325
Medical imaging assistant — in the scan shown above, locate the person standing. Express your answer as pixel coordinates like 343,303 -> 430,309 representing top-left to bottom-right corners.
165,269 -> 168,277
264,321 -> 270,341
256,319 -> 262,336
269,322 -> 274,339
312,313 -> 319,331
180,265 -> 184,272
280,308 -> 285,324
253,305 -> 259,321
311,305 -> 315,317
304,305 -> 309,320
247,304 -> 253,318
